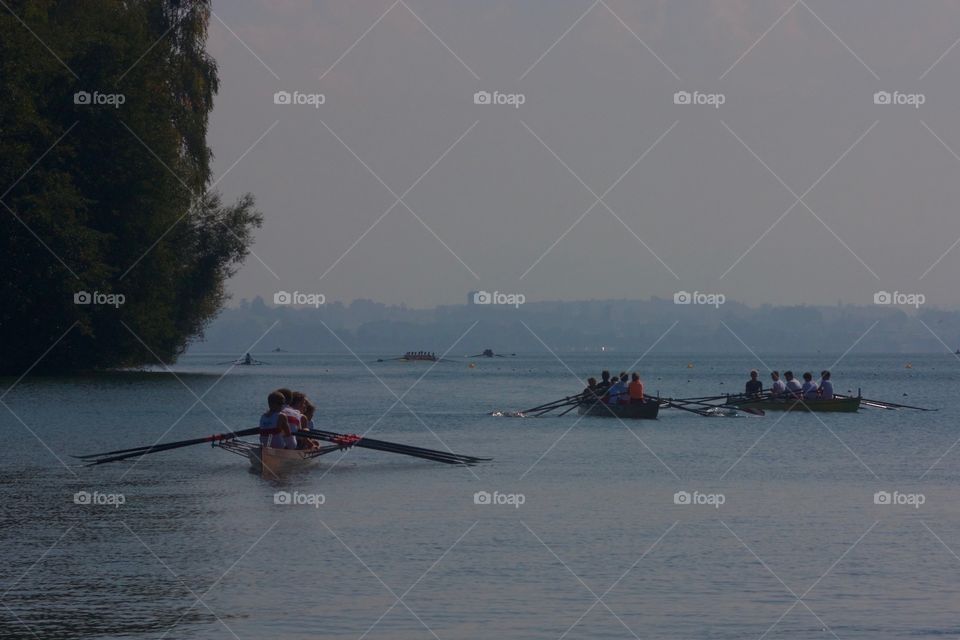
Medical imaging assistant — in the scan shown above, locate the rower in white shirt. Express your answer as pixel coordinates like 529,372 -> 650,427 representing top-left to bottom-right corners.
783,371 -> 803,398
770,371 -> 786,397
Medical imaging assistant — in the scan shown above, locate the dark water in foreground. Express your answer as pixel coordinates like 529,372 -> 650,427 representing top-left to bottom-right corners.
1,353 -> 959,639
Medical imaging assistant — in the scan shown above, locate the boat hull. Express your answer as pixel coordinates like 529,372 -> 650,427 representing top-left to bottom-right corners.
216,441 -> 328,478
577,401 -> 660,419
728,397 -> 861,413
250,445 -> 322,479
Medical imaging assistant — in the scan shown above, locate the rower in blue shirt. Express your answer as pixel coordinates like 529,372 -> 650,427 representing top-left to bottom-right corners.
819,370 -> 834,399
606,372 -> 629,404
801,372 -> 819,399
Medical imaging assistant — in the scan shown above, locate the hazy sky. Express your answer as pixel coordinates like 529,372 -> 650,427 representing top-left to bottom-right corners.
205,0 -> 960,309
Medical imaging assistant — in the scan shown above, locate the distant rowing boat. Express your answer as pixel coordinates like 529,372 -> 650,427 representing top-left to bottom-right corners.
726,396 -> 861,413
577,401 -> 660,419
376,352 -> 440,362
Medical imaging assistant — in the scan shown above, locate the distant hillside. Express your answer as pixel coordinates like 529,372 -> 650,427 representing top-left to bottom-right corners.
187,297 -> 960,356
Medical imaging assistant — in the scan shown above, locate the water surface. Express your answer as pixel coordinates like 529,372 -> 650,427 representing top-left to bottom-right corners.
1,353 -> 957,639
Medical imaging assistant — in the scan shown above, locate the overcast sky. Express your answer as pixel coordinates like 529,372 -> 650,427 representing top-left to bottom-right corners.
205,0 -> 960,309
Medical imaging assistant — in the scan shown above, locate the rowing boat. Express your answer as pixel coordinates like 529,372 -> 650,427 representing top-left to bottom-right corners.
215,440 -> 341,479
578,401 -> 660,419
726,396 -> 861,413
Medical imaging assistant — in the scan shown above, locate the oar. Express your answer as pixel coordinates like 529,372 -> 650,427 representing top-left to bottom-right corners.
662,401 -> 714,417
663,397 -> 764,417
533,396 -> 589,417
521,393 -> 589,414
860,400 -> 895,410
542,391 -> 608,416
557,401 -> 586,417
298,429 -> 489,465
302,429 -> 490,463
78,427 -> 263,465
835,394 -> 935,411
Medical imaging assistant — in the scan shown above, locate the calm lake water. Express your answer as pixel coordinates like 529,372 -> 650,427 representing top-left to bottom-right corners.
2,353 -> 959,639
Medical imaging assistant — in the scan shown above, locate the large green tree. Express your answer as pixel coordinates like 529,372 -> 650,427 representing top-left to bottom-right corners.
0,0 -> 262,374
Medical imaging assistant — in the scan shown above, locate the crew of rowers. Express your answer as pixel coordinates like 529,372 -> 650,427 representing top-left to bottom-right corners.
259,388 -> 319,449
405,351 -> 436,359
745,369 -> 834,400
582,370 -> 647,404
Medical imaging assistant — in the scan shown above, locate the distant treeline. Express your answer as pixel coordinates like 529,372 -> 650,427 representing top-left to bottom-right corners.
1,1 -> 261,374
192,297 -> 960,355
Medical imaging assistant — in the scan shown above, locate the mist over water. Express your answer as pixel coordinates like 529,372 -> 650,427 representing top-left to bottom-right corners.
2,353 -> 958,639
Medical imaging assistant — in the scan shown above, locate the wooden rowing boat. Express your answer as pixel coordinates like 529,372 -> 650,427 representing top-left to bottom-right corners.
726,396 -> 861,413
578,401 -> 660,419
216,440 -> 341,479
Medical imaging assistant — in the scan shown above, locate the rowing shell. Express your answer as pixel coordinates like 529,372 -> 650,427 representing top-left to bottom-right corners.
727,396 -> 861,413
578,401 -> 660,419
216,440 -> 341,479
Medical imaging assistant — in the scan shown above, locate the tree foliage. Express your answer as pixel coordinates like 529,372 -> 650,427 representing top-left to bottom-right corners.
0,0 -> 262,373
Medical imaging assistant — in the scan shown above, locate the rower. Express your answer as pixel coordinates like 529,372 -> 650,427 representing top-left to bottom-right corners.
745,369 -> 762,396
596,371 -> 612,395
301,399 -> 319,449
243,353 -> 253,365
819,370 -> 834,399
770,371 -> 786,397
583,377 -> 598,398
783,371 -> 802,398
607,372 -> 629,405
628,372 -> 645,404
801,372 -> 818,399
284,391 -> 310,449
260,391 -> 292,449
